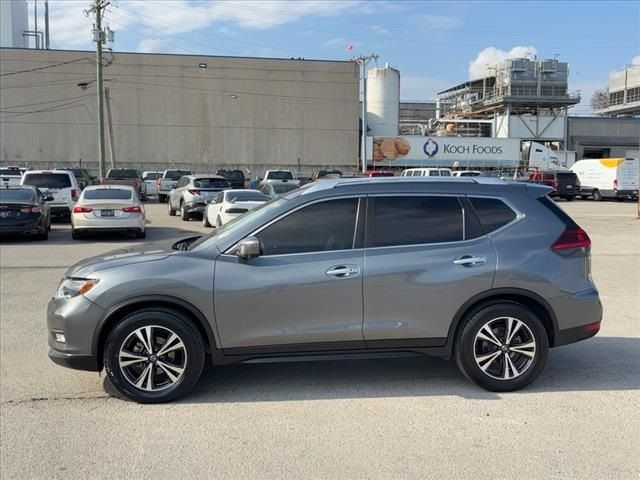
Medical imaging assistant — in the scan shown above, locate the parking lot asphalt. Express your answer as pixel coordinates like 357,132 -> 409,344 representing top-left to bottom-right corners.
1,200 -> 639,479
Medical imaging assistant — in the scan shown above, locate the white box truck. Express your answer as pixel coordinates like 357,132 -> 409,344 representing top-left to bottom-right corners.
570,158 -> 639,201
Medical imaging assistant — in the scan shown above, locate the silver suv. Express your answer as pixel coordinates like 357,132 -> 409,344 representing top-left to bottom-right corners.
47,177 -> 602,403
167,175 -> 230,220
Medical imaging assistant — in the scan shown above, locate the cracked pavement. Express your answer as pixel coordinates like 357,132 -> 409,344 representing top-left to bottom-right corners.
1,202 -> 639,479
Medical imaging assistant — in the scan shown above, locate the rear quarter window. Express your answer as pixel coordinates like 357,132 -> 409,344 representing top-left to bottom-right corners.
469,197 -> 518,234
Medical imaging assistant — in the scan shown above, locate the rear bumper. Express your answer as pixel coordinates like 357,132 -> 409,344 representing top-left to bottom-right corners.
185,201 -> 206,213
72,215 -> 145,231
549,288 -> 603,347
616,190 -> 639,198
0,217 -> 45,235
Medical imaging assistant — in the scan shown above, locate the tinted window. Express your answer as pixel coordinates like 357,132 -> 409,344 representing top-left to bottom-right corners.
23,173 -> 72,188
371,196 -> 463,247
226,191 -> 269,202
429,171 -> 440,176
267,171 -> 294,180
440,170 -> 451,176
258,198 -> 358,255
143,172 -> 161,180
0,169 -> 22,176
84,189 -> 132,200
67,168 -> 84,177
469,197 -> 517,233
107,169 -> 139,178
273,183 -> 298,194
193,178 -> 230,189
0,189 -> 36,203
556,172 -> 577,181
165,170 -> 192,180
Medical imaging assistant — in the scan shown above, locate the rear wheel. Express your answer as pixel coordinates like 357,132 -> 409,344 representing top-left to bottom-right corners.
136,229 -> 146,239
592,189 -> 603,202
103,309 -> 205,403
168,200 -> 176,216
71,227 -> 82,240
180,202 -> 189,221
202,211 -> 212,228
454,303 -> 548,392
158,194 -> 166,203
216,216 -> 222,228
36,229 -> 49,241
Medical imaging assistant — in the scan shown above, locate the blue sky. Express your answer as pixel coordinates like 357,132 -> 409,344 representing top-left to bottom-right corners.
40,0 -> 640,113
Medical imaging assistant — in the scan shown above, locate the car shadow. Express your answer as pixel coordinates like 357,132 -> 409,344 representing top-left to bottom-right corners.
103,336 -> 639,404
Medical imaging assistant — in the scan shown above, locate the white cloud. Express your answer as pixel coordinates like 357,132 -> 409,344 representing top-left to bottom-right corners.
370,25 -> 389,34
400,75 -> 451,101
632,55 -> 640,65
47,0 -> 363,50
137,39 -> 175,54
468,46 -> 538,79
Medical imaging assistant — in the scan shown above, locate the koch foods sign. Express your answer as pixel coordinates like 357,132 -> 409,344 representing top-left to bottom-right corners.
371,136 -> 521,167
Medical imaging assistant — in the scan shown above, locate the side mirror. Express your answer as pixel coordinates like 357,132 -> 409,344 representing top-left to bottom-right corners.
237,236 -> 261,259
45,196 -> 54,202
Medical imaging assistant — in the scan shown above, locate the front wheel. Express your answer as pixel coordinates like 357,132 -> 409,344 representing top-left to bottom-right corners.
592,189 -> 603,202
103,309 -> 205,403
454,303 -> 548,392
180,202 -> 189,221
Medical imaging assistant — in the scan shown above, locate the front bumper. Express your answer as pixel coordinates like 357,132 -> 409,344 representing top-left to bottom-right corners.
549,288 -> 603,347
47,293 -> 106,371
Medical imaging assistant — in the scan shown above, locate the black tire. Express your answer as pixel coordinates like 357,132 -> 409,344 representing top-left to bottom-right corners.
564,196 -> 573,201
36,229 -> 48,241
454,302 -> 549,392
216,216 -> 222,228
158,194 -> 166,203
71,227 -> 82,240
180,201 -> 189,221
580,195 -> 588,200
616,197 -> 625,202
168,200 -> 176,216
103,309 -> 205,403
592,189 -> 603,202
136,229 -> 146,239
202,211 -> 211,228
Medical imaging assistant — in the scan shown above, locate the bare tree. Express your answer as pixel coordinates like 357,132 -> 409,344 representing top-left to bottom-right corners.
591,88 -> 609,114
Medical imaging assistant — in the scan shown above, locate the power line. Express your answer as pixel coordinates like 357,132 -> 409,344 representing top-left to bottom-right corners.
0,57 -> 93,77
1,94 -> 93,110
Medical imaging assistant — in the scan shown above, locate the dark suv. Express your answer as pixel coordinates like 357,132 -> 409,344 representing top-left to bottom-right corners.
528,171 -> 580,200
47,177 -> 601,403
216,169 -> 246,189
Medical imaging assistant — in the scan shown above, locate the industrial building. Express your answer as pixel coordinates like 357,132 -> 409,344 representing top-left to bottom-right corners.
0,48 -> 359,174
0,0 -> 28,49
594,64 -> 640,117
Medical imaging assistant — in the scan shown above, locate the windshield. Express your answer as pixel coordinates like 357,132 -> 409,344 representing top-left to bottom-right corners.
0,189 -> 36,203
83,188 -> 133,200
165,170 -> 192,180
189,196 -> 289,251
226,191 -> 269,202
23,173 -> 72,188
193,178 -> 230,189
267,171 -> 294,180
143,172 -> 161,180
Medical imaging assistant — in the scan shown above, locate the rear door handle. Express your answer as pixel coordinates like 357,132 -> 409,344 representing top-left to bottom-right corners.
326,265 -> 360,277
453,255 -> 487,267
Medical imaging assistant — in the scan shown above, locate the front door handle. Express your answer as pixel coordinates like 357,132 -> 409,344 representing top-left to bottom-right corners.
453,255 -> 487,267
326,265 -> 360,278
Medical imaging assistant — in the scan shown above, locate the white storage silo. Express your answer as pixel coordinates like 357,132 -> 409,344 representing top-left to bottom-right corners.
366,65 -> 400,136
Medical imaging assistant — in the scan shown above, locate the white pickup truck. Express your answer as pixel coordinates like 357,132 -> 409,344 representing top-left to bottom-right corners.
262,169 -> 300,185
157,169 -> 193,203
0,167 -> 24,186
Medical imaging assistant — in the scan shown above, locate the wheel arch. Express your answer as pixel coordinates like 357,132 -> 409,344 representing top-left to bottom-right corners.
93,295 -> 219,369
445,288 -> 559,357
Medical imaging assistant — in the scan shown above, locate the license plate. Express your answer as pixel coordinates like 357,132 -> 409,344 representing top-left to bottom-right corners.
101,209 -> 115,217
566,185 -> 573,189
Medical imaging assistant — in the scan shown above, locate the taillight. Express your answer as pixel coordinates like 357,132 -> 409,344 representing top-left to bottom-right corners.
20,207 -> 42,213
133,180 -> 139,189
122,206 -> 142,213
188,189 -> 201,195
100,178 -> 106,185
551,227 -> 591,250
157,179 -> 161,187
613,179 -> 618,191
551,180 -> 557,189
72,206 -> 93,213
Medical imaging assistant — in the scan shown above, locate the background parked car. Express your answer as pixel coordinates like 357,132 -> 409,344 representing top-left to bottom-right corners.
258,181 -> 299,199
142,171 -> 162,197
0,166 -> 24,186
453,170 -> 483,177
157,169 -> 193,203
21,169 -> 79,218
216,169 -> 247,189
203,189 -> 269,228
365,170 -> 395,177
0,185 -> 51,240
570,158 -> 639,201
527,170 -> 580,200
168,175 -> 230,220
401,168 -> 452,177
312,169 -> 342,180
71,185 -> 145,240
101,168 -> 145,201
64,167 -> 97,190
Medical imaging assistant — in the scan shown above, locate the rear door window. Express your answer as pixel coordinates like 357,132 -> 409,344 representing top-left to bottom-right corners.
429,171 -> 440,177
468,197 -> 517,234
369,196 -> 464,247
22,173 -> 72,189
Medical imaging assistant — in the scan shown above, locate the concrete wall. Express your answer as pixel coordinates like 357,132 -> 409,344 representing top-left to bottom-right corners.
0,48 -> 359,176
567,117 -> 640,159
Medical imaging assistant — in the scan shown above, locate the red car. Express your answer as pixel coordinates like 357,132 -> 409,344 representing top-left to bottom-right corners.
365,170 -> 395,177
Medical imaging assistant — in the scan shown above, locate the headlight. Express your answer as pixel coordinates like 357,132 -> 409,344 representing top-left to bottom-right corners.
55,278 -> 99,299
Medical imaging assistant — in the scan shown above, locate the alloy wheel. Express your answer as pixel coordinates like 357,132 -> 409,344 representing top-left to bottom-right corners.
118,325 -> 188,392
473,317 -> 536,380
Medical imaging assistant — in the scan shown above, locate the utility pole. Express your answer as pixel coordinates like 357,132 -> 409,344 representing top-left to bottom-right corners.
44,0 -> 50,49
353,54 -> 378,173
34,0 -> 39,49
86,1 -> 110,180
105,86 -> 116,169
